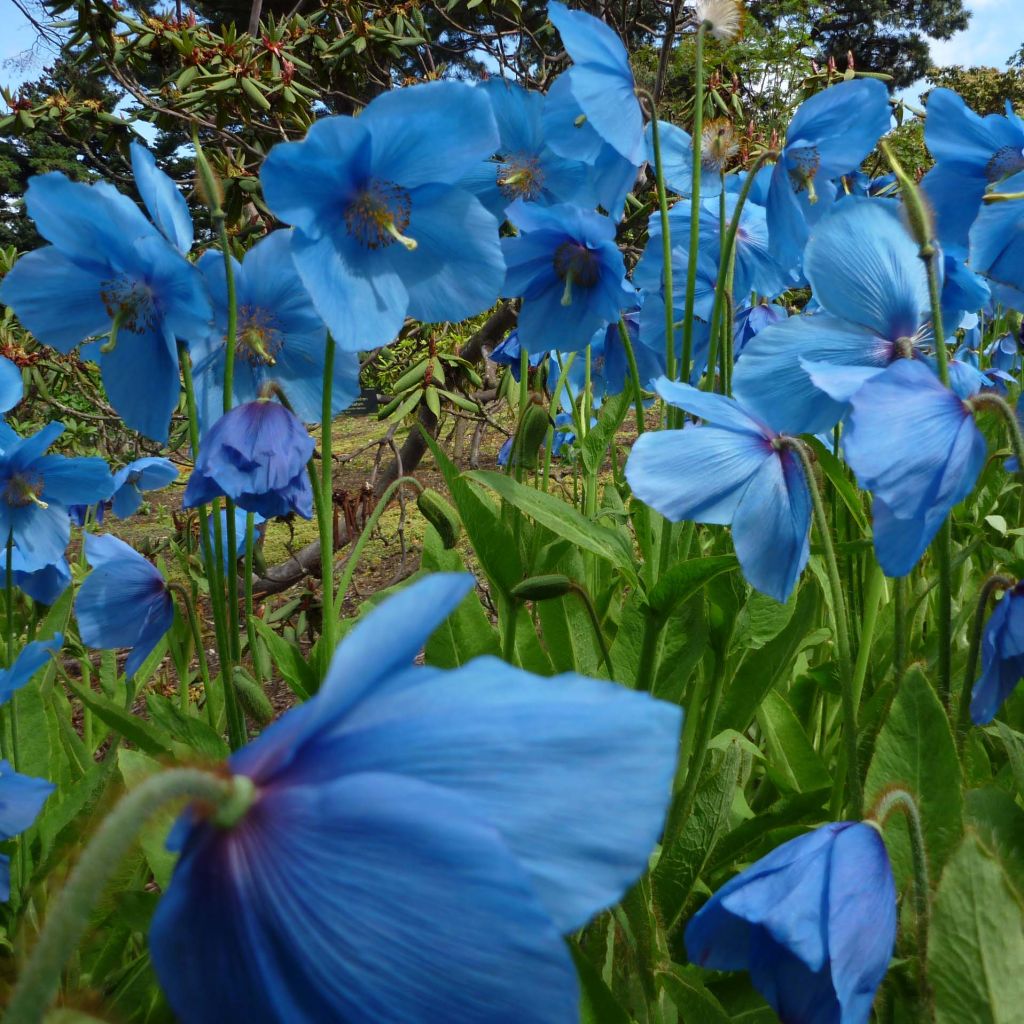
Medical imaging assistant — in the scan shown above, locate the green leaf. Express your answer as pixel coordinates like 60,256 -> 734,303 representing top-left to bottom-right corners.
63,678 -> 174,757
572,946 -> 631,1024
733,588 -> 798,650
864,666 -> 963,890
756,690 -> 831,794
465,470 -> 637,583
450,475 -> 522,594
145,694 -> 229,760
928,833 -> 1024,1024
647,555 -> 738,617
580,390 -> 630,476
420,526 -> 500,667
252,617 -> 314,700
658,966 -> 731,1024
654,740 -> 741,930
965,788 -> 1024,901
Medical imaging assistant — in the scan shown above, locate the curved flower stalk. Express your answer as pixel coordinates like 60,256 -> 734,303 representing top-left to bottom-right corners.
0,145 -> 212,442
148,574 -> 681,1022
260,81 -> 505,350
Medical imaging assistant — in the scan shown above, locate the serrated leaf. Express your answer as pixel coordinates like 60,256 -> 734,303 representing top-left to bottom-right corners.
252,617 -> 314,700
756,690 -> 831,794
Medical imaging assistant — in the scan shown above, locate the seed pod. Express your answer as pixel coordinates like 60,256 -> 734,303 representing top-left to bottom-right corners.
511,574 -> 575,601
510,394 -> 552,470
233,667 -> 273,726
417,488 -> 461,549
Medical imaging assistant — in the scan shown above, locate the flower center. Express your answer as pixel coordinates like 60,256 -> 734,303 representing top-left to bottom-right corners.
99,277 -> 158,334
553,242 -> 601,307
701,119 -> 739,174
234,306 -> 283,366
986,145 -> 1024,184
498,155 -> 545,202
787,145 -> 821,202
344,180 -> 416,250
4,473 -> 46,509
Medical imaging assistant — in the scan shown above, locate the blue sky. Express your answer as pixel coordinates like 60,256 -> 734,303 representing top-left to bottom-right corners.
1,0 -> 1022,93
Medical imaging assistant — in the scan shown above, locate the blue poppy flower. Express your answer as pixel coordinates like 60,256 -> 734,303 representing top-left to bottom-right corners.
0,634 -> 62,705
922,89 -> 1024,252
546,2 -> 644,167
985,331 -> 1021,374
109,457 -> 179,520
150,573 -> 680,1023
766,80 -> 891,272
0,760 -> 54,900
11,551 -> 70,606
541,74 -> 641,219
260,82 -> 504,350
489,330 -> 547,382
184,401 -> 314,520
502,201 -> 635,353
685,821 -> 896,1024
130,142 -> 194,254
0,422 -> 113,571
734,198 -> 931,434
626,379 -> 810,602
190,231 -> 360,427
633,227 -> 720,324
635,297 -> 713,383
734,301 -> 787,358
645,119 -> 725,198
75,533 -> 173,679
842,359 -> 986,577
970,583 -> 1024,724
464,79 -> 594,219
969,170 -> 1024,312
568,312 -> 663,401
0,154 -> 211,442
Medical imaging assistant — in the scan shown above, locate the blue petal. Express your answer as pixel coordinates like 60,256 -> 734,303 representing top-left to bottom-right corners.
11,552 -> 70,605
805,197 -> 927,339
101,323 -> 180,443
625,426 -> 768,524
361,81 -> 499,189
542,73 -> 607,165
0,357 -> 22,415
0,634 -> 62,704
827,823 -> 897,1020
151,773 -> 579,1024
8,503 -> 70,572
130,142 -> 194,253
733,313 -> 891,435
291,657 -> 680,932
652,378 -> 767,433
731,447 -> 810,602
0,760 -> 54,842
871,497 -> 946,578
36,455 -> 114,507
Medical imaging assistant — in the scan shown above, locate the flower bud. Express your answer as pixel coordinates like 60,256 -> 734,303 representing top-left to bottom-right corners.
510,395 -> 552,471
511,575 -> 575,601
417,488 -> 462,549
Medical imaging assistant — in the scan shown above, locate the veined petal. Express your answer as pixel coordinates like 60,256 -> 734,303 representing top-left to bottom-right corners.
131,142 -> 194,253
653,378 -> 767,433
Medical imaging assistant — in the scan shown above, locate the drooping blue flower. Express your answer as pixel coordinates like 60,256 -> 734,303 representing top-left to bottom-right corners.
75,533 -> 173,679
0,760 -> 54,900
969,171 -> 1024,312
109,457 -> 179,520
502,201 -> 635,353
766,80 -> 891,272
464,79 -> 593,219
0,422 -> 113,571
260,82 -> 504,350
11,550 -> 70,606
644,119 -> 725,198
150,573 -> 680,1023
205,507 -> 267,571
489,330 -> 547,382
626,379 -> 810,601
0,150 -> 211,442
842,358 -> 986,577
0,634 -> 62,705
985,330 -> 1021,375
969,583 -> 1024,724
191,231 -> 360,427
184,401 -> 314,520
685,821 -> 896,1024
734,300 -> 787,358
922,89 -> 1024,251
635,297 -> 713,383
541,74 -> 642,219
633,225 -> 720,324
546,2 -> 644,166
734,198 -> 931,434
568,312 -> 663,401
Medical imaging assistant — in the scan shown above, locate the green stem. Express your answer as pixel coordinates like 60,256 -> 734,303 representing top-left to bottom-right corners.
224,499 -> 241,662
542,353 -> 576,493
893,575 -> 907,683
851,560 -> 885,710
242,512 -> 261,687
318,334 -> 337,664
934,519 -> 953,710
333,476 -> 423,614
168,583 -> 216,729
958,574 -> 1015,748
501,600 -> 519,665
969,391 -> 1024,470
568,582 -> 615,678
679,21 -> 708,386
662,649 -> 726,847
782,437 -> 859,813
617,318 -> 646,437
634,612 -> 664,692
4,769 -> 249,1024
869,789 -> 932,1009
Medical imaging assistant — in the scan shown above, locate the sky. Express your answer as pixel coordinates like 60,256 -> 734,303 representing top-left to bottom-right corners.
0,0 -> 1022,94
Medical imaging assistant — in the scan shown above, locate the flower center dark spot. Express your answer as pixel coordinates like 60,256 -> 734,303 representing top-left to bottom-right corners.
344,180 -> 414,250
234,306 -> 283,365
99,277 -> 158,333
498,155 -> 545,201
5,473 -> 44,508
986,145 -> 1024,183
788,145 -> 821,199
553,242 -> 600,288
